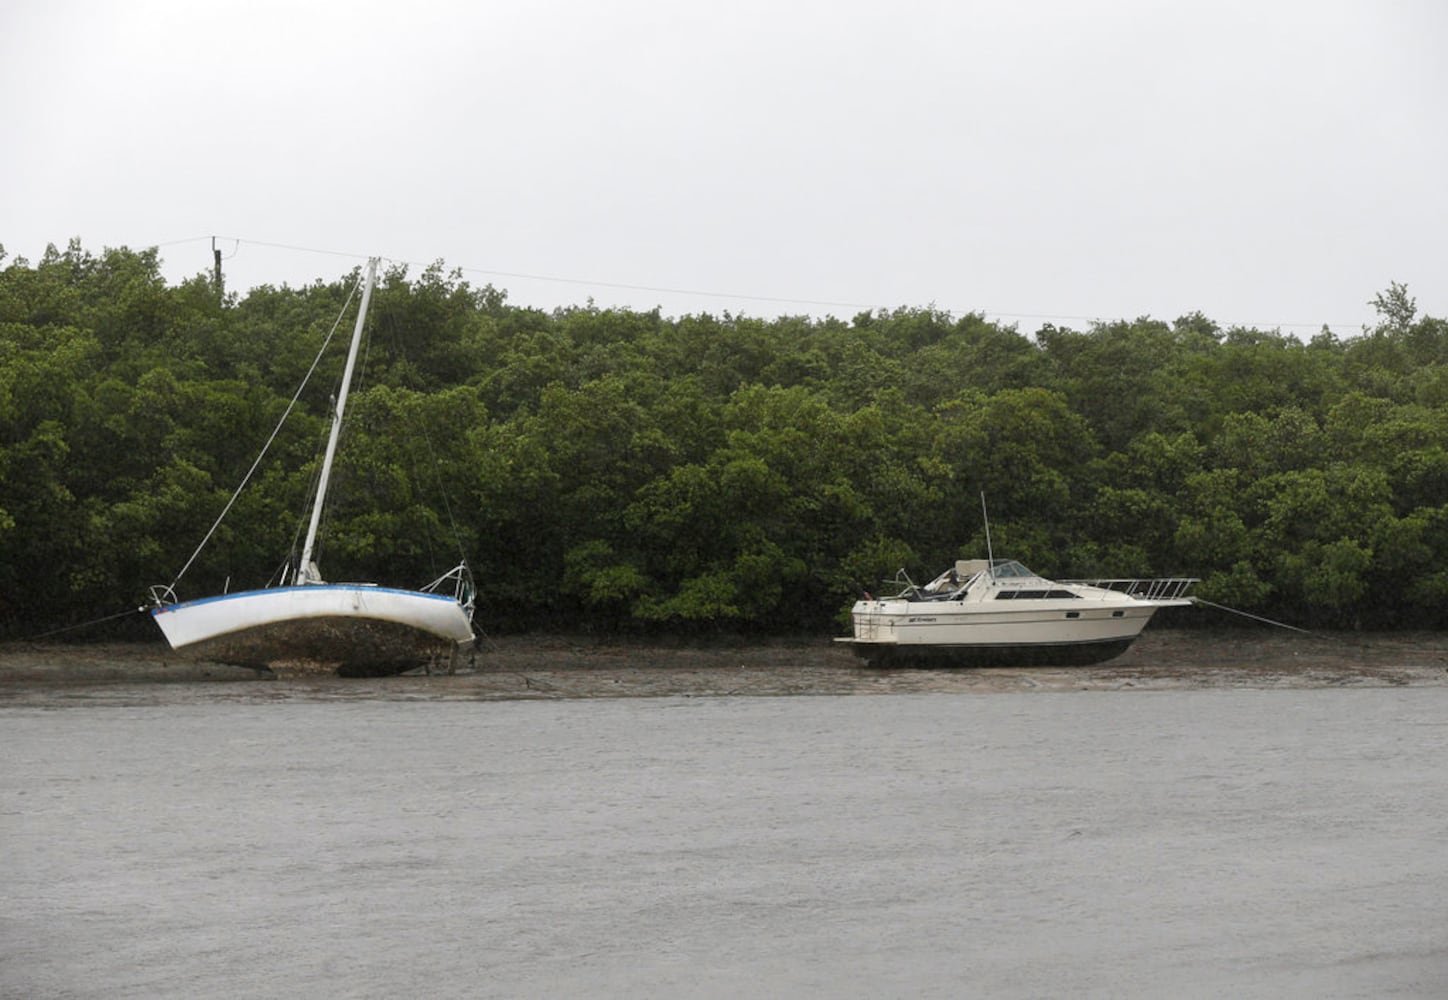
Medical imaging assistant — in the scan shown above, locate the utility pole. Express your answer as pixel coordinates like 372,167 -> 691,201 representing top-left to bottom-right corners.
211,236 -> 224,301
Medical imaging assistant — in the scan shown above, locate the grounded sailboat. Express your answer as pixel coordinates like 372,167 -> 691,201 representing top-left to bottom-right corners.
149,258 -> 476,675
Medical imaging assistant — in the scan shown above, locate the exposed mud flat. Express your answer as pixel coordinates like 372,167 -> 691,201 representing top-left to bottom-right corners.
1,628 -> 1446,705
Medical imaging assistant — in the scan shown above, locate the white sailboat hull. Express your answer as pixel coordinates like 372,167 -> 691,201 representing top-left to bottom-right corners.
151,584 -> 474,672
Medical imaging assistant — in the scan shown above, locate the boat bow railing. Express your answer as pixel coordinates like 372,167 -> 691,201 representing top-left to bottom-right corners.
1063,577 -> 1199,601
423,562 -> 477,620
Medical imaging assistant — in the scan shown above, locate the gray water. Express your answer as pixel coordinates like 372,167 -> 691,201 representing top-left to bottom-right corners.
4,688 -> 1447,999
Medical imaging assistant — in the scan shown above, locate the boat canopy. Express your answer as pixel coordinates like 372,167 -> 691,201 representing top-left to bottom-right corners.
986,560 -> 1037,579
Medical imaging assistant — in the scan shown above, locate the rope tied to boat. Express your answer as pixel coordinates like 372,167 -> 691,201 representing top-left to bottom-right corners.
1189,596 -> 1315,635
19,605 -> 151,642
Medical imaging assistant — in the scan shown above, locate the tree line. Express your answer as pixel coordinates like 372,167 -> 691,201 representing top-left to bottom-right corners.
3,239 -> 1446,640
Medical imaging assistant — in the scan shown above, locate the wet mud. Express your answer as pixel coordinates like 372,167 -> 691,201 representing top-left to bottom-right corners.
2,628 -> 1446,705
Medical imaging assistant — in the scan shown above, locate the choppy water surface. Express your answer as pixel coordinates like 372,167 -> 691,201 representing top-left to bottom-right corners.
5,687 -> 1447,999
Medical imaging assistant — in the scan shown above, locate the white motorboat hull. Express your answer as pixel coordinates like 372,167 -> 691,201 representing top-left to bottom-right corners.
151,584 -> 474,674
842,593 -> 1189,668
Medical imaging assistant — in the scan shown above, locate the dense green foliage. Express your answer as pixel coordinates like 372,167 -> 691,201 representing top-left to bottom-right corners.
3,239 -> 1446,639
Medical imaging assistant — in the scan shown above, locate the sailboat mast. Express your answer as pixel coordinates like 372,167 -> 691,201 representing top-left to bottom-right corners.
296,257 -> 379,585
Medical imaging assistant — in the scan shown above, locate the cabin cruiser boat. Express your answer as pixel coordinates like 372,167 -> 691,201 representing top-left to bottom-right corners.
839,558 -> 1196,667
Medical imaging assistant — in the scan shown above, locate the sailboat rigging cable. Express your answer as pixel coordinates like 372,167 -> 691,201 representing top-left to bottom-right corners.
163,277 -> 363,595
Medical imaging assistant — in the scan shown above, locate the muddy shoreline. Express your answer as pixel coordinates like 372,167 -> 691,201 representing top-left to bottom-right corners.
2,628 -> 1446,705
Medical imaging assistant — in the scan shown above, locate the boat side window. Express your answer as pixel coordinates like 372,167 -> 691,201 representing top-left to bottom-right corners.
990,589 -> 1079,600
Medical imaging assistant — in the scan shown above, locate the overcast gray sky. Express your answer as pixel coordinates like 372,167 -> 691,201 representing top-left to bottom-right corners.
4,0 -> 1444,335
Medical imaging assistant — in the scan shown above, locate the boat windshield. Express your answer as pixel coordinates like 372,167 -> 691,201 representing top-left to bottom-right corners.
989,560 -> 1036,579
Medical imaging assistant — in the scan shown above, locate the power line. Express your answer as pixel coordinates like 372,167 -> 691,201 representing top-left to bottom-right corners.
155,234 -> 1371,333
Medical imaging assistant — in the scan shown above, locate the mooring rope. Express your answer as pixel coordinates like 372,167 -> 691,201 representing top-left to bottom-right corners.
18,606 -> 146,642
1190,597 -> 1316,635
